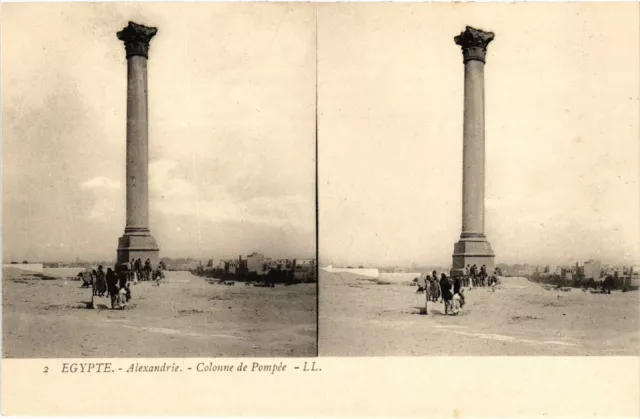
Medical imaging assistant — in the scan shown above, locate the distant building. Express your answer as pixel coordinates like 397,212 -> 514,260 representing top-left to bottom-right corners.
273,259 -> 294,271
206,258 -> 221,268
225,260 -> 240,275
183,261 -> 201,270
514,266 -> 537,276
246,253 -> 265,274
560,268 -> 573,281
295,258 -> 315,268
626,266 -> 640,288
295,258 -> 315,271
583,259 -> 601,280
293,258 -> 316,281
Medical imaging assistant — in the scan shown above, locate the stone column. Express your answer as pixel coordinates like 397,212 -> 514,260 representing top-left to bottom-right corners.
116,21 -> 159,267
451,26 -> 495,277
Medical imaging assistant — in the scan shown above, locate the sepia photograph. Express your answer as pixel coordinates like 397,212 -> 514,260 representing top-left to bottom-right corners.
318,3 -> 640,356
2,2 -> 317,358
1,2 -> 640,418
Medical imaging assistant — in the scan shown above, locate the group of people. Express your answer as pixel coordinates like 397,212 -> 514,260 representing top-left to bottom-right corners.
80,265 -> 132,309
126,258 -> 166,282
461,264 -> 499,288
79,259 -> 166,310
417,271 -> 466,315
415,266 -> 503,315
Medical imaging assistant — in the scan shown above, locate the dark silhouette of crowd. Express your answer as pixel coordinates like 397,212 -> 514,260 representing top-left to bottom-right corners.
415,265 -> 500,316
80,258 -> 166,309
462,264 -> 499,287
124,258 -> 166,282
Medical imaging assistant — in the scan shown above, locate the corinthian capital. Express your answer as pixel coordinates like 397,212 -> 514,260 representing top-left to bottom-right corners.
117,21 -> 158,59
454,26 -> 494,64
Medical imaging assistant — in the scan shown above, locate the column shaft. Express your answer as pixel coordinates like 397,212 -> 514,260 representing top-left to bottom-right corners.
126,56 -> 149,232
461,60 -> 485,236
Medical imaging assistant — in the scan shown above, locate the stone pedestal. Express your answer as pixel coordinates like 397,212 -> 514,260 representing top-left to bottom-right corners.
451,26 -> 495,277
117,234 -> 159,267
116,22 -> 159,267
452,235 -> 494,276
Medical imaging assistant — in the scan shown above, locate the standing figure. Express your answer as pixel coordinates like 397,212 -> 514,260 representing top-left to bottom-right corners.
119,269 -> 132,302
95,265 -> 107,297
144,258 -> 152,281
126,260 -> 134,283
474,264 -> 480,286
453,275 -> 465,307
431,271 -> 441,302
106,268 -> 119,308
118,268 -> 127,290
440,273 -> 453,315
470,265 -> 476,286
90,269 -> 98,295
422,276 -> 430,316
135,258 -> 142,280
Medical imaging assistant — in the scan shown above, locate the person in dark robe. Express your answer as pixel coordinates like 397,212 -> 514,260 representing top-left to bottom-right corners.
144,259 -> 152,281
480,265 -> 487,286
117,267 -> 127,289
106,268 -> 119,308
95,266 -> 107,297
122,261 -> 131,283
430,271 -> 440,302
135,258 -> 142,279
440,273 -> 453,314
453,275 -> 461,295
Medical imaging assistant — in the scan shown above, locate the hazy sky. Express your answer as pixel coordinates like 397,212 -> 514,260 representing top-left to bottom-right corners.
2,3 -> 316,262
318,3 -> 640,267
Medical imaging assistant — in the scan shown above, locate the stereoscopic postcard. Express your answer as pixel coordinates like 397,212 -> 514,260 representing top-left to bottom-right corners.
2,2 -> 638,417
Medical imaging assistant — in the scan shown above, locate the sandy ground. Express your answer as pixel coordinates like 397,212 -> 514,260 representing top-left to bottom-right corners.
3,269 -> 316,358
319,271 -> 640,356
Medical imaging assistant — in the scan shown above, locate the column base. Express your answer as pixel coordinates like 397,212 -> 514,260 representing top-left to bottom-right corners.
450,234 -> 495,278
117,231 -> 159,267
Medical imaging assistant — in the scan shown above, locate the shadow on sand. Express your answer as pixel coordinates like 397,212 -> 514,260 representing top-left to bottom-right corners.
412,306 -> 452,316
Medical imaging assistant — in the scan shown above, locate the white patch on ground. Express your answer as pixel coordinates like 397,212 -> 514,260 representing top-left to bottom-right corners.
452,330 -> 578,347
433,325 -> 469,329
121,325 -> 248,340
